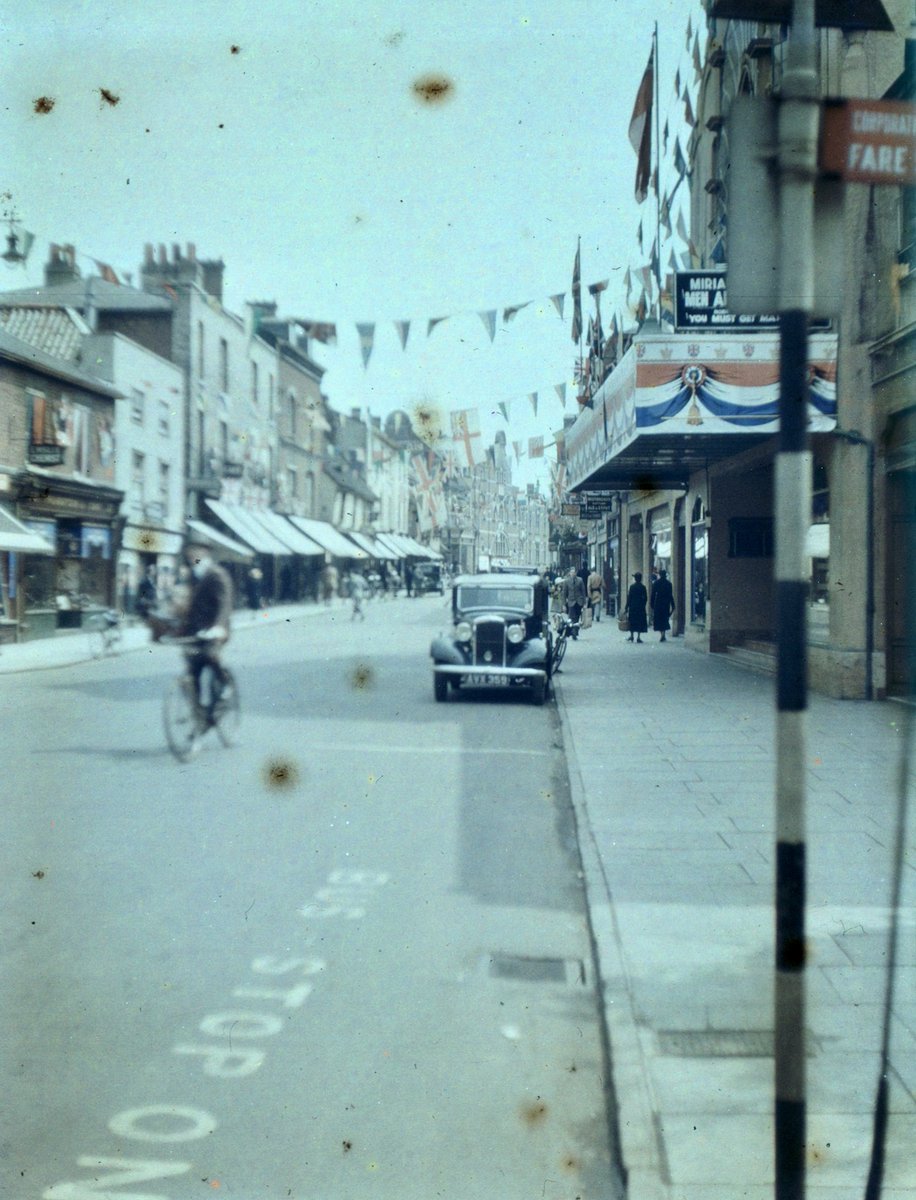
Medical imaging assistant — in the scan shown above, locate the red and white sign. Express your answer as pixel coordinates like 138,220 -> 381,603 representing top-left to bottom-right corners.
821,99 -> 916,187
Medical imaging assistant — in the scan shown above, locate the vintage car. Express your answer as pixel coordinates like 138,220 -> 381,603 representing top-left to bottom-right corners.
430,572 -> 553,705
412,561 -> 445,595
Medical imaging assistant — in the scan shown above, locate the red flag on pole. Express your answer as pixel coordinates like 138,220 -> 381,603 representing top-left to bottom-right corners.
629,49 -> 654,204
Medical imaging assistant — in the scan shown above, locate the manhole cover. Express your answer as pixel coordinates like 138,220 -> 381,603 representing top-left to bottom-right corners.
657,1029 -> 817,1058
486,954 -> 585,986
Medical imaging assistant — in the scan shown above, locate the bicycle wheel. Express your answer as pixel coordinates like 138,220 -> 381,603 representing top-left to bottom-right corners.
163,675 -> 202,761
553,634 -> 568,670
212,667 -> 241,747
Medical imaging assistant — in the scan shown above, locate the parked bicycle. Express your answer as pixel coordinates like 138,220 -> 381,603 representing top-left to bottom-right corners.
161,635 -> 240,762
551,612 -> 580,672
86,609 -> 123,658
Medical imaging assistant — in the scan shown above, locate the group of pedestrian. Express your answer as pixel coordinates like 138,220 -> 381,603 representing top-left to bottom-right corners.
622,569 -> 675,644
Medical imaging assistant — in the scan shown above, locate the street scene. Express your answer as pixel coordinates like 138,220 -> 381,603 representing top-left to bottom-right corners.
1,1 -> 915,1197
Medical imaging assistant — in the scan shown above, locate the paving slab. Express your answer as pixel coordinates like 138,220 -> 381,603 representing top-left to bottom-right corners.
556,622 -> 916,1198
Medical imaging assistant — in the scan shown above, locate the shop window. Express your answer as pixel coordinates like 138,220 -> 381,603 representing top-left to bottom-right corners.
691,524 -> 707,621
728,517 -> 774,558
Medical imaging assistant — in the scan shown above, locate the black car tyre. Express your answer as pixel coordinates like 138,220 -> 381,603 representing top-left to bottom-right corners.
433,673 -> 448,702
530,676 -> 546,706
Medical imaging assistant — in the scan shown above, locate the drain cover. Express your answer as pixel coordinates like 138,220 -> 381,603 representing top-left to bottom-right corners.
486,954 -> 585,986
657,1029 -> 817,1058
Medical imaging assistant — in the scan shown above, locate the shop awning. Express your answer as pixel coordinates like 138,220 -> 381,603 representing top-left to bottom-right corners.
0,505 -> 55,554
374,533 -> 406,559
205,500 -> 291,556
185,519 -> 254,563
288,516 -> 364,559
245,510 -> 324,556
346,531 -> 396,560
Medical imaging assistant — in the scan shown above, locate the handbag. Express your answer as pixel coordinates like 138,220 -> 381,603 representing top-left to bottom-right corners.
617,613 -> 630,632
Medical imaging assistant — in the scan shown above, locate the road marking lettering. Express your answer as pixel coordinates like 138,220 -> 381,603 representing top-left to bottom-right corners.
43,1156 -> 192,1199
107,1105 -> 216,1143
44,868 -> 389,1199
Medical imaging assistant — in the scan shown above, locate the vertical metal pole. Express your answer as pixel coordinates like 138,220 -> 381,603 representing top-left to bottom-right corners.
774,3 -> 819,1199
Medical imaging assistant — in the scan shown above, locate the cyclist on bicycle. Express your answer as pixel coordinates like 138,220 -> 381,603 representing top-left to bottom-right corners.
179,538 -> 233,727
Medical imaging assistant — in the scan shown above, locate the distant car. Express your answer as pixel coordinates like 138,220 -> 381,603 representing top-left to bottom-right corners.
412,561 -> 445,595
430,573 -> 553,705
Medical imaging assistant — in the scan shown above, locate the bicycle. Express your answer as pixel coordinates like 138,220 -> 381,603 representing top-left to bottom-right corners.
161,636 -> 240,762
86,609 -> 123,657
551,612 -> 580,672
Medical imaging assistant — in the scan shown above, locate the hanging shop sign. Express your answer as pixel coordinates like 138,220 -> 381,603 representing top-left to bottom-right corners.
674,270 -> 831,332
820,99 -> 916,187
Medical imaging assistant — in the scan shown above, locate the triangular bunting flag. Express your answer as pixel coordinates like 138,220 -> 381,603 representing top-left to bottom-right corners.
686,13 -> 693,46
479,309 -> 497,342
623,266 -> 633,296
427,316 -> 448,337
512,440 -> 523,463
663,119 -> 669,153
693,32 -> 702,74
674,138 -> 688,179
498,401 -> 509,423
356,322 -> 375,368
529,392 -> 538,417
550,292 -> 566,319
684,90 -> 696,128
554,382 -> 567,408
660,193 -> 672,235
503,301 -> 531,323
674,67 -> 681,97
395,320 -> 411,350
676,207 -> 690,245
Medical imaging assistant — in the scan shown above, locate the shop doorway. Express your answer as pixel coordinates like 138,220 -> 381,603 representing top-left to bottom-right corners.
886,469 -> 915,696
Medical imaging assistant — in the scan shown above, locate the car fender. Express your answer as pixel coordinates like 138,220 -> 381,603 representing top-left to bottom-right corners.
430,635 -> 468,665
510,642 -> 549,671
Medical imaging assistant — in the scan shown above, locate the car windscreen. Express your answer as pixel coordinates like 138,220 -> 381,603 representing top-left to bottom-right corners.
456,586 -> 533,612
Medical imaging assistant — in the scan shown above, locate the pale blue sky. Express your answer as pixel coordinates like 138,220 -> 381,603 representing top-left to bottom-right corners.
2,0 -> 703,487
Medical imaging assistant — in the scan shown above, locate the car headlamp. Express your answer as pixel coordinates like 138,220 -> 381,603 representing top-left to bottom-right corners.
454,621 -> 472,642
507,623 -> 525,644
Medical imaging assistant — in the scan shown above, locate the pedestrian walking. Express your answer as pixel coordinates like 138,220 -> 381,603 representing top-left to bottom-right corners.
348,571 -> 367,620
587,566 -> 605,624
136,565 -> 158,620
320,560 -> 338,606
623,572 -> 648,643
245,566 -> 264,611
650,568 -> 675,642
562,566 -> 585,638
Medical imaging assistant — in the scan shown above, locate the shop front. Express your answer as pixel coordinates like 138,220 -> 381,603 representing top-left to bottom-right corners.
14,472 -> 123,639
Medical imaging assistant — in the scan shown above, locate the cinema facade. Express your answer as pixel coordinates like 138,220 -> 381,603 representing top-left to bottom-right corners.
562,311 -> 891,698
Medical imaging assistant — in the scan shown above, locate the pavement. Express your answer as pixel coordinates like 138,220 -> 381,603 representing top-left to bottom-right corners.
555,614 -> 916,1199
4,598 -> 914,1197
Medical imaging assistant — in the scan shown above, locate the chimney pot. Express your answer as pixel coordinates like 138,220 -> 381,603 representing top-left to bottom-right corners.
187,242 -> 196,261
144,243 -> 154,264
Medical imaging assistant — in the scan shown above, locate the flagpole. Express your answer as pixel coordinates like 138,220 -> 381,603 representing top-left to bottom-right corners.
577,235 -> 583,366
653,21 -> 662,320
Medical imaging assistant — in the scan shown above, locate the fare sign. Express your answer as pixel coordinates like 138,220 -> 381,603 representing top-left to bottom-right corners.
821,99 -> 916,187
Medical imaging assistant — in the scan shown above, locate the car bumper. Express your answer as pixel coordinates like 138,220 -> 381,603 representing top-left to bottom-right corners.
432,663 -> 546,680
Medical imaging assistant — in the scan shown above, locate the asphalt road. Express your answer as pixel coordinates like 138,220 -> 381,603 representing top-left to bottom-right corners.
2,596 -> 621,1199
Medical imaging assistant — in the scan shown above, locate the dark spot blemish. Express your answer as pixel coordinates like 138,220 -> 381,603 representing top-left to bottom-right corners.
230,45 -> 240,55
412,74 -> 454,105
34,96 -> 55,114
32,870 -> 45,879
99,88 -> 120,106
351,663 -> 375,691
262,758 -> 300,791
412,401 -> 443,446
521,1099 -> 548,1126
342,1140 -> 353,1152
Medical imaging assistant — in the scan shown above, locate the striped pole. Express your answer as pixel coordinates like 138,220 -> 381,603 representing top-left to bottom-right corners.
774,3 -> 818,1197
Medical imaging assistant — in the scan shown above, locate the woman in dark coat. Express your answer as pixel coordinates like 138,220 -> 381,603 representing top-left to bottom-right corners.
624,572 -> 648,643
650,569 -> 675,642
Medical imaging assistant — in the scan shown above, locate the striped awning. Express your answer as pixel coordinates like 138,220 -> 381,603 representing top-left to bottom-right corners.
288,516 -> 365,559
245,510 -> 324,556
185,519 -> 254,563
0,505 -> 55,554
205,500 -> 291,556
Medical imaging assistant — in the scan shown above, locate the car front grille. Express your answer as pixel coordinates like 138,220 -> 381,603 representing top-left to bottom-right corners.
473,619 -> 506,667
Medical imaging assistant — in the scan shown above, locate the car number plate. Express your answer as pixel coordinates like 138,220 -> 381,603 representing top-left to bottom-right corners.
466,672 -> 509,686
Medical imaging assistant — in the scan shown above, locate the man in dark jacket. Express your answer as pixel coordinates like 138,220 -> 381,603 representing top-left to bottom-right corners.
561,566 -> 586,638
180,539 -> 234,726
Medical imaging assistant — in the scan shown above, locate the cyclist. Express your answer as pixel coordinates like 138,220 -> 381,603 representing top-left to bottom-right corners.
178,537 -> 234,731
